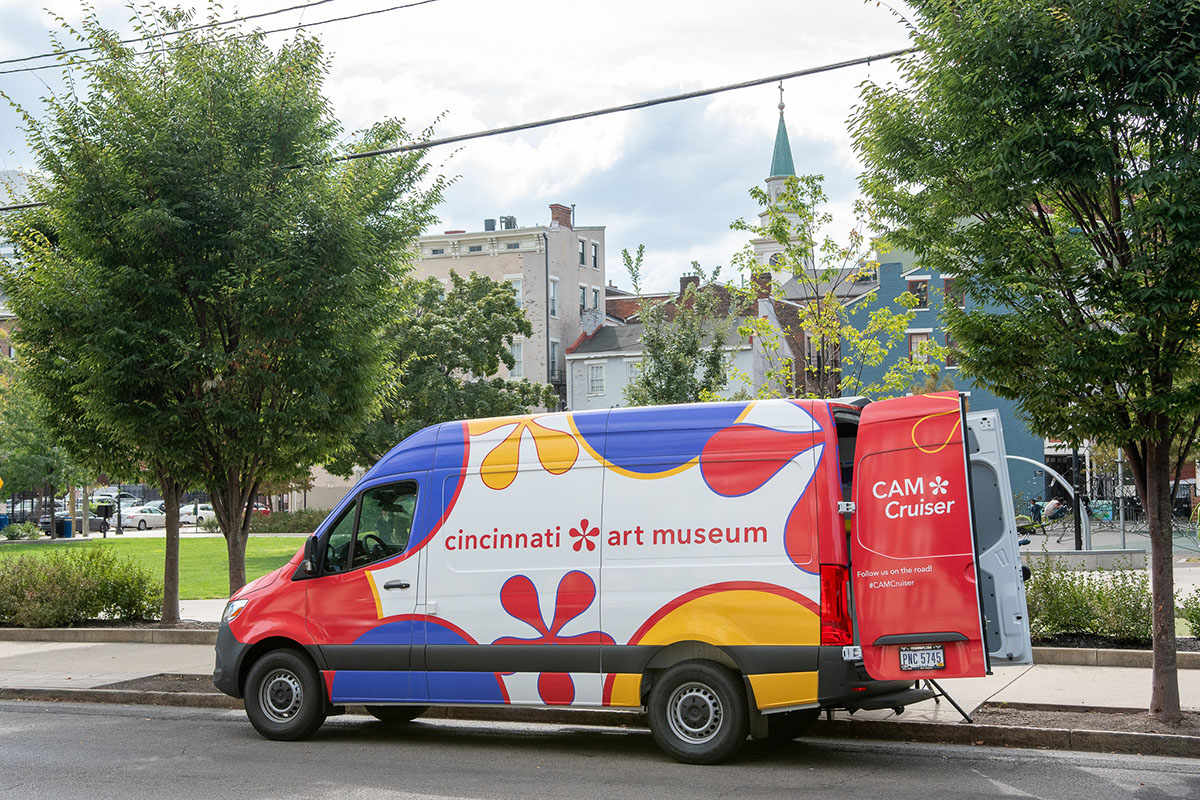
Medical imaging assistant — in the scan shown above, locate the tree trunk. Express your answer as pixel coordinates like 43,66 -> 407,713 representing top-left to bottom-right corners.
1144,434 -> 1182,723
157,471 -> 183,624
210,471 -> 258,595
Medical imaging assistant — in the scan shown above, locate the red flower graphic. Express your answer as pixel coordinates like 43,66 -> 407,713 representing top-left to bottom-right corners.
493,571 -> 614,705
569,518 -> 600,552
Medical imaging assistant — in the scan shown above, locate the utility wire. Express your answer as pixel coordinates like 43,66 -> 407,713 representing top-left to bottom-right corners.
331,47 -> 919,164
0,0 -> 343,67
0,46 -> 919,213
0,0 -> 449,77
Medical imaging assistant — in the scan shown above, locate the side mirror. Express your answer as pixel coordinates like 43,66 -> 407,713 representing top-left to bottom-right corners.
294,535 -> 319,580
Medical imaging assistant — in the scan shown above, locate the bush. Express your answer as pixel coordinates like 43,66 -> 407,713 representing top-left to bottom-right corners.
1179,588 -> 1200,638
0,546 -> 161,627
2,522 -> 42,541
1025,557 -> 1151,643
200,508 -> 330,535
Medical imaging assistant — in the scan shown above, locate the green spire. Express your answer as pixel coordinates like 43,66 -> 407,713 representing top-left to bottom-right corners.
769,103 -> 795,179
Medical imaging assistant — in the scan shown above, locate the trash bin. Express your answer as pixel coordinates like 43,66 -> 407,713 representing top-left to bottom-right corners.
0,514 -> 9,533
55,518 -> 73,538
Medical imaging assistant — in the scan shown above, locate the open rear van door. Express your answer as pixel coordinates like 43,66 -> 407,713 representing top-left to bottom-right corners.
849,392 -> 1029,681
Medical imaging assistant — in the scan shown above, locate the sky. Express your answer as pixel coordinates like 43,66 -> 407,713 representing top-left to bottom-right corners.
0,0 -> 916,292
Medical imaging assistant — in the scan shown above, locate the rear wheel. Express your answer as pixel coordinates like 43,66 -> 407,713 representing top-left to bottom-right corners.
244,650 -> 327,741
365,705 -> 428,724
137,520 -> 147,530
648,661 -> 748,764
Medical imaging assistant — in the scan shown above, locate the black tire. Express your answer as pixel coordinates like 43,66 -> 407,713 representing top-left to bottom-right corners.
647,661 -> 749,764
137,520 -> 147,530
244,649 -> 327,741
766,708 -> 820,741
365,705 -> 428,724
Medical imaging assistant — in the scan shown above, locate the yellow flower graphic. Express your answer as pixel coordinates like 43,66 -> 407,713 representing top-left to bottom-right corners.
468,415 -> 579,490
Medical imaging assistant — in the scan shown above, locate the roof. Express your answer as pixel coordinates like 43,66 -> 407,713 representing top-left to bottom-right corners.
567,320 -> 749,358
769,109 -> 796,179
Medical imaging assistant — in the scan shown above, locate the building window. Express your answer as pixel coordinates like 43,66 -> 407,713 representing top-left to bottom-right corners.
587,363 -> 605,396
579,284 -> 587,311
944,277 -> 964,308
578,239 -> 586,266
549,279 -> 558,318
510,342 -> 523,378
508,278 -> 522,306
592,288 -> 599,309
591,242 -> 599,269
506,242 -> 520,250
468,244 -> 483,253
907,278 -> 929,309
626,360 -> 640,384
908,331 -> 931,362
431,248 -> 444,255
550,340 -> 561,381
945,333 -> 957,368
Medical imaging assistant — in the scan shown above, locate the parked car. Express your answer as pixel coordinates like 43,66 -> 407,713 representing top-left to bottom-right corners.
180,503 -> 214,526
37,512 -> 110,534
140,500 -> 167,513
118,505 -> 167,530
91,491 -> 141,506
252,503 -> 271,515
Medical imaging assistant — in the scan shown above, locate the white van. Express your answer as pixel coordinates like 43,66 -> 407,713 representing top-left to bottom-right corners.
214,392 -> 1031,763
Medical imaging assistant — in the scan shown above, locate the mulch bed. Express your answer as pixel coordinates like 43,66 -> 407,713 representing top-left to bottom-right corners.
974,707 -> 1200,736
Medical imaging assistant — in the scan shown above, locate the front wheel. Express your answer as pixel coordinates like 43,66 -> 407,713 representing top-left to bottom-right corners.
648,661 -> 749,764
365,705 -> 428,724
244,650 -> 327,741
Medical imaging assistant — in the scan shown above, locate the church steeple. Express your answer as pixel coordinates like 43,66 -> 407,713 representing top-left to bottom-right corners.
768,91 -> 795,179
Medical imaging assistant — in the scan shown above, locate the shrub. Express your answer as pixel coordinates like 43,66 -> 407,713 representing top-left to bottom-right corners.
0,545 -> 161,627
1179,588 -> 1200,638
2,522 -> 42,541
1025,556 -> 1152,643
200,508 -> 330,535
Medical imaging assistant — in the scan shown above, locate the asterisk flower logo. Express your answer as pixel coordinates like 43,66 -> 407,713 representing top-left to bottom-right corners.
569,518 -> 600,552
468,415 -> 579,490
929,476 -> 949,495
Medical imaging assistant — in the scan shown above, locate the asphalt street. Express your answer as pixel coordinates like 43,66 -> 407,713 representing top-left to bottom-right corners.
1,701 -> 1197,800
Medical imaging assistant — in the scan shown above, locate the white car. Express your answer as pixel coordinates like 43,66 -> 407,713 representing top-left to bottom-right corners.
119,505 -> 167,531
180,503 -> 214,526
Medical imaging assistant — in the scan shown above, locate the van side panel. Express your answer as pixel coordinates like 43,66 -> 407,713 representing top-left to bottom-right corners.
597,401 -> 824,711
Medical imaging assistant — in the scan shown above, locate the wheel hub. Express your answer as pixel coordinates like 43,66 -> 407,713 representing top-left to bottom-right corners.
260,669 -> 303,723
667,682 -> 722,743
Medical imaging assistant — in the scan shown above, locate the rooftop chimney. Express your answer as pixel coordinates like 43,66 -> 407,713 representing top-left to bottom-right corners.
679,274 -> 701,297
753,271 -> 773,299
549,203 -> 573,229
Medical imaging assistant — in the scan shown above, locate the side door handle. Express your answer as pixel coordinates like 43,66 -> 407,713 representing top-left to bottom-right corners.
383,580 -> 411,590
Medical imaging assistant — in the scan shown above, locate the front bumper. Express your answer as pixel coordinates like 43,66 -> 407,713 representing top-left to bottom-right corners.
213,623 -> 250,699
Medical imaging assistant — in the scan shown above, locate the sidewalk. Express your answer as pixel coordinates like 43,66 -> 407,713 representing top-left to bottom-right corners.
2,603 -> 1198,758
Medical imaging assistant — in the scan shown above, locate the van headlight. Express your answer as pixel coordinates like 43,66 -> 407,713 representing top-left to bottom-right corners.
222,598 -> 249,624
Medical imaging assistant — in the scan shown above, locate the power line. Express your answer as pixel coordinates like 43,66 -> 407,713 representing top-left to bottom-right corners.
332,47 -> 918,163
0,0 -> 449,77
0,46 -> 919,213
0,0 -> 343,68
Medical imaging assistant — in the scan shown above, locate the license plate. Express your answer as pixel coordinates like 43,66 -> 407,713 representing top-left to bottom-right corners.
899,645 -> 945,671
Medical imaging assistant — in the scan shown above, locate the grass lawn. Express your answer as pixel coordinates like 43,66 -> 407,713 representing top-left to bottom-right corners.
0,536 -> 303,599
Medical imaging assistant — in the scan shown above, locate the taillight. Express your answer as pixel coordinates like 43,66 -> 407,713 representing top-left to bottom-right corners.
820,564 -> 853,646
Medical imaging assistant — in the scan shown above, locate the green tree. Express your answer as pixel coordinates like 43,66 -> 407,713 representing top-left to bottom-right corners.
329,271 -> 557,472
729,175 -> 933,399
1,4 -> 444,593
852,0 -> 1200,721
623,246 -> 746,406
0,363 -> 86,514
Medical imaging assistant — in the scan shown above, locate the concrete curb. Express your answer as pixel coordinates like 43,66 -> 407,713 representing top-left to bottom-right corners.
0,628 -> 217,645
1032,646 -> 1200,669
1,688 -> 1195,758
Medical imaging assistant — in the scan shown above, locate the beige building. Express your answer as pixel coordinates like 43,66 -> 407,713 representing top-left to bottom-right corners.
413,203 -> 606,406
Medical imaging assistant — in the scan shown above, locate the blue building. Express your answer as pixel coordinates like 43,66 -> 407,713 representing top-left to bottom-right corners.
849,245 -> 1046,504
